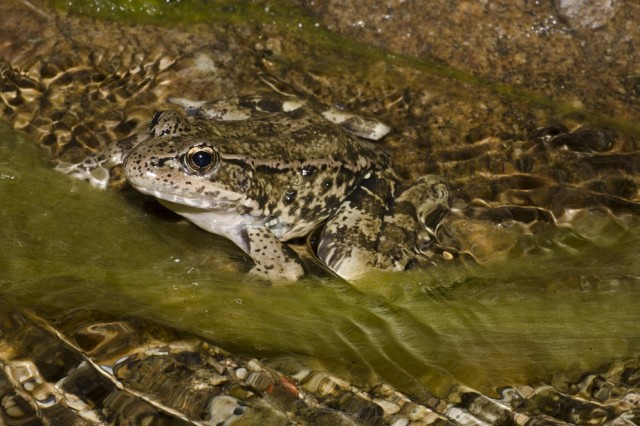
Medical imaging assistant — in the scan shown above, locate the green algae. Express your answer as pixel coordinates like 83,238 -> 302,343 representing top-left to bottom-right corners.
50,0 -> 257,25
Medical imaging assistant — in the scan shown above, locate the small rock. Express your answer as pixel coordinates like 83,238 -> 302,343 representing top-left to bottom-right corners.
555,0 -> 618,29
235,367 -> 248,380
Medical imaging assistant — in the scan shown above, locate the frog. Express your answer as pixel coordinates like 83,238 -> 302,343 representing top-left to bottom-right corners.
57,94 -> 451,281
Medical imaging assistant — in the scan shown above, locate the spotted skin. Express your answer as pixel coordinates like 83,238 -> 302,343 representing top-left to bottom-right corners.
318,174 -> 451,280
60,94 -> 451,281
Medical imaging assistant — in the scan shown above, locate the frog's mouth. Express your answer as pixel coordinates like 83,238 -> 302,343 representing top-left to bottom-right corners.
128,181 -> 242,211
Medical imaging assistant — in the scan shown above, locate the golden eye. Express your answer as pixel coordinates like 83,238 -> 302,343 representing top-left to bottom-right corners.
184,145 -> 219,175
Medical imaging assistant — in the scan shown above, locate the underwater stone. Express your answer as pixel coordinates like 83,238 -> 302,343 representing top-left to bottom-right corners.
555,0 -> 617,29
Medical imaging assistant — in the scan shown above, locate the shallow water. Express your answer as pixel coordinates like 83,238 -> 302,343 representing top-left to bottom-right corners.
1,122 -> 639,400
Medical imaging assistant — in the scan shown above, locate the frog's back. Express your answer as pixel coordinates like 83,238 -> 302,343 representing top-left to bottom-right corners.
192,105 -> 388,240
197,104 -> 384,166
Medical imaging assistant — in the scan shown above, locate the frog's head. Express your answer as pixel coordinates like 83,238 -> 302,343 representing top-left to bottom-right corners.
123,110 -> 256,212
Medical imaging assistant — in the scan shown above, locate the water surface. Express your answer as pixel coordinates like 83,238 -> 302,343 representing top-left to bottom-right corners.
1,123 -> 638,399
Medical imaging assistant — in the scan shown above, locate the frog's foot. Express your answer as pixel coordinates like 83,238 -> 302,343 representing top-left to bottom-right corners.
54,134 -> 141,189
317,173 -> 395,281
244,227 -> 305,281
395,175 -> 450,229
375,175 -> 451,269
55,159 -> 111,189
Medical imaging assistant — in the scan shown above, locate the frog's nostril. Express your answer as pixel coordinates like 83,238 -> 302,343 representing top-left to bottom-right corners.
149,156 -> 160,167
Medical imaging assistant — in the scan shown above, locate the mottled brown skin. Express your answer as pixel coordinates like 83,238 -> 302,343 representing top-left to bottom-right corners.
54,91 -> 450,281
114,95 -> 449,280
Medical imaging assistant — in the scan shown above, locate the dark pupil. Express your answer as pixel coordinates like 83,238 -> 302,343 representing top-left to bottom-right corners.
191,151 -> 213,168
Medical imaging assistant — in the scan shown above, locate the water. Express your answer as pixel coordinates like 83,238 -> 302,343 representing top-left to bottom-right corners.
1,122 -> 639,402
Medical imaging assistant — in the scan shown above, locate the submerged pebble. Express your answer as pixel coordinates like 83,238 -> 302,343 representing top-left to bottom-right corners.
555,0 -> 618,29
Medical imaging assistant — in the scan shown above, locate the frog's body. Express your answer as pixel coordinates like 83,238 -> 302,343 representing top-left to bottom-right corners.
59,95 -> 450,281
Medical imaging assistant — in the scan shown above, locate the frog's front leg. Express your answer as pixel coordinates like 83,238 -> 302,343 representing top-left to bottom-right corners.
55,109 -> 189,189
317,172 -> 395,280
54,133 -> 142,189
160,202 -> 305,281
243,226 -> 305,281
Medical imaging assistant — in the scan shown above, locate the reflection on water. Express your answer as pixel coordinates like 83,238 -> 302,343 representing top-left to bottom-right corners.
1,122 -> 639,406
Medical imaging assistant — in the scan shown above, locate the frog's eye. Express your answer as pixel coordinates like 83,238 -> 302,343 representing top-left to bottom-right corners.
184,145 -> 219,175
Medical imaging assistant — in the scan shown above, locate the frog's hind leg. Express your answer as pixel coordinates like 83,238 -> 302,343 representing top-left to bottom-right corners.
317,173 -> 395,281
247,75 -> 390,140
317,174 -> 450,281
171,94 -> 391,141
170,95 -> 307,121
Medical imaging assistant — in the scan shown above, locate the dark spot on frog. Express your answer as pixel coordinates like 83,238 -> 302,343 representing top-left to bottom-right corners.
255,164 -> 291,175
283,190 -> 297,204
239,97 -> 282,113
149,111 -> 163,131
301,164 -> 317,177
322,178 -> 333,190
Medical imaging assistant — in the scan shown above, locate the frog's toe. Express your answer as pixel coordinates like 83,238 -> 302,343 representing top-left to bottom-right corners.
55,161 -> 110,189
399,175 -> 450,228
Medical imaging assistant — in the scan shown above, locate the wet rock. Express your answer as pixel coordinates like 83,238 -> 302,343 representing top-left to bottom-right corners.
206,395 -> 245,425
458,391 -> 515,424
549,128 -> 614,152
337,392 -> 384,423
301,372 -> 345,397
245,371 -> 273,393
235,367 -> 248,380
555,0 -> 618,29
608,408 -> 640,425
